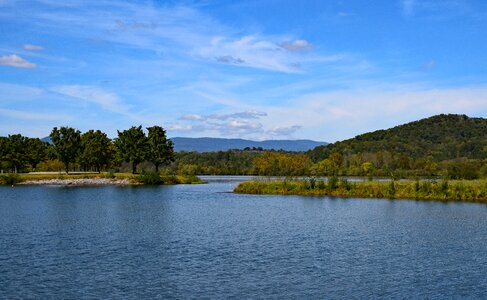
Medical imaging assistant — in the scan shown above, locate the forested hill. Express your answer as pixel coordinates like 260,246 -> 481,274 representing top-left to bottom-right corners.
310,114 -> 487,162
171,137 -> 327,152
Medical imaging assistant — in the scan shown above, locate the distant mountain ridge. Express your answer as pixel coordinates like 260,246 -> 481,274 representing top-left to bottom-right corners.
171,137 -> 327,152
41,136 -> 327,152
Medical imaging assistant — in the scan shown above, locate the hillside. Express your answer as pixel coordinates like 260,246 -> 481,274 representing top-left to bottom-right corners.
310,114 -> 487,162
171,137 -> 327,152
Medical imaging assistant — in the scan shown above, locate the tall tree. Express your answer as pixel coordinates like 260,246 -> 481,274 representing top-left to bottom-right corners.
114,126 -> 148,174
0,136 -> 8,172
146,126 -> 174,172
4,134 -> 28,173
79,130 -> 114,173
25,138 -> 49,171
50,127 -> 81,174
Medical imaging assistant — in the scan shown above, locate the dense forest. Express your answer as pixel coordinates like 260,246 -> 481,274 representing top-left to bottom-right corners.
1,114 -> 486,179
310,114 -> 487,161
308,114 -> 487,179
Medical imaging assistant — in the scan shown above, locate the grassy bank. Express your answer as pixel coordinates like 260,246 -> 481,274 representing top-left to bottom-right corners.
234,178 -> 487,203
0,172 -> 204,185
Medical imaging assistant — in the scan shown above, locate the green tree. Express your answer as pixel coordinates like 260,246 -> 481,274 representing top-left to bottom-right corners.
146,126 -> 174,172
0,136 -> 8,172
50,127 -> 81,174
114,125 -> 148,174
25,138 -> 49,171
79,130 -> 114,173
4,134 -> 28,173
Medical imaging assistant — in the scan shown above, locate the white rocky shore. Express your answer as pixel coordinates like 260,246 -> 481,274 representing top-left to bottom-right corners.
20,178 -> 136,186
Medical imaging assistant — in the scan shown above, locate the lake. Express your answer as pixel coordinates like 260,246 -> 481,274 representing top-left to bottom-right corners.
1,176 -> 487,299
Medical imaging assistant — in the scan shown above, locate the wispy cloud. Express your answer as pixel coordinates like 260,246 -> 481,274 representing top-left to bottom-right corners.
51,85 -> 130,115
23,43 -> 44,51
279,40 -> 312,52
401,0 -> 415,16
181,110 -> 267,121
422,60 -> 436,69
400,0 -> 472,18
199,36 -> 325,73
0,108 -> 69,121
0,54 -> 37,68
0,82 -> 43,101
268,125 -> 302,136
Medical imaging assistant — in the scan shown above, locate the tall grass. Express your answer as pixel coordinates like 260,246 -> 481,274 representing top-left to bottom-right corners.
234,178 -> 487,203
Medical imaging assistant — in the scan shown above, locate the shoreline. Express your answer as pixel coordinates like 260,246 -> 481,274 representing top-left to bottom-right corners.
19,178 -> 137,186
1,172 -> 204,186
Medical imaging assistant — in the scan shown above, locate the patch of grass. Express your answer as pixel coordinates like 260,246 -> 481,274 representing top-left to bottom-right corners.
234,178 -> 487,203
134,172 -> 205,185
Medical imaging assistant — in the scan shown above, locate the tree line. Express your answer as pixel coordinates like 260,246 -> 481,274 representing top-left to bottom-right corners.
167,149 -> 487,179
0,125 -> 174,174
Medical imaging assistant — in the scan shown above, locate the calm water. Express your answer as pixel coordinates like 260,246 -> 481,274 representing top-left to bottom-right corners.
1,176 -> 487,299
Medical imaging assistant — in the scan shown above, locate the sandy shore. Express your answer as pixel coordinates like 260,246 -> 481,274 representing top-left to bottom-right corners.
20,178 -> 137,186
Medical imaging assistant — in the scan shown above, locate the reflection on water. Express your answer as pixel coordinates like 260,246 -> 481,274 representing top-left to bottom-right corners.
1,177 -> 487,298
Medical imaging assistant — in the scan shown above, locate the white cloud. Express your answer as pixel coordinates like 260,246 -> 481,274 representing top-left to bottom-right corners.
175,110 -> 268,137
0,54 -> 37,68
23,44 -> 44,51
51,85 -> 130,115
279,40 -> 312,52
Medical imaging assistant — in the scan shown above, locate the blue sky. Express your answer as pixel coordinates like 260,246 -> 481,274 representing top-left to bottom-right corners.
1,0 -> 487,142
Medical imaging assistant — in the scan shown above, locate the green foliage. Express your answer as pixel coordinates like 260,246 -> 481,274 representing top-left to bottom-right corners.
387,180 -> 396,197
0,173 -> 23,185
173,150 -> 261,175
235,179 -> 487,203
114,126 -> 148,174
79,130 -> 114,173
50,127 -> 81,174
25,138 -> 49,171
253,151 -> 312,176
307,114 -> 487,179
2,134 -> 28,172
137,171 -> 164,185
310,114 -> 487,162
146,126 -> 174,172
327,176 -> 338,191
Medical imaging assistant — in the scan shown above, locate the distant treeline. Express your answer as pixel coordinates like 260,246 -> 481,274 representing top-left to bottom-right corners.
169,149 -> 487,179
1,114 -> 487,179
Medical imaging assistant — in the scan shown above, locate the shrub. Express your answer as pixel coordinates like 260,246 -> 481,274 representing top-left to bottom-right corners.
327,176 -> 338,191
0,173 -> 23,185
138,171 -> 164,185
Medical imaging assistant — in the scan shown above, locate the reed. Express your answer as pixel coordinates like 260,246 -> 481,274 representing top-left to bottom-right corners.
234,178 -> 487,203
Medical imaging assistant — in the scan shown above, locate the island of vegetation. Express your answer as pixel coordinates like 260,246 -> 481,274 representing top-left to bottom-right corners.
0,125 -> 202,185
233,114 -> 487,203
